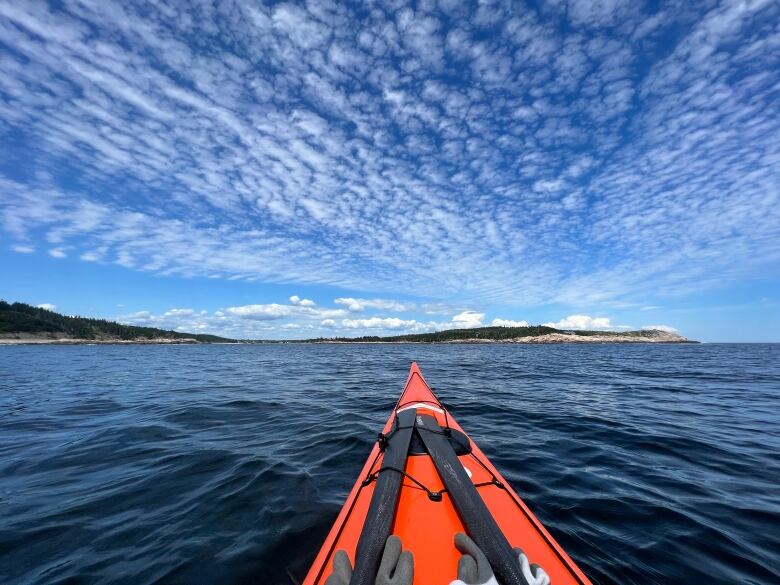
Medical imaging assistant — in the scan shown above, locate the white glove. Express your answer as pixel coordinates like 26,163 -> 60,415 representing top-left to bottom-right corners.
517,549 -> 550,585
449,578 -> 499,585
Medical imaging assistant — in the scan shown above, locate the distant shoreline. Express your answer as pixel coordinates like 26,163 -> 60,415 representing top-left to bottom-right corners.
303,332 -> 697,344
2,301 -> 696,345
0,336 -> 239,345
1,334 -> 697,345
0,332 -> 241,345
307,338 -> 697,345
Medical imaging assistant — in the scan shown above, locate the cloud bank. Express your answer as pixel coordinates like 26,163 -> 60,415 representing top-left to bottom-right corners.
117,296 -> 676,339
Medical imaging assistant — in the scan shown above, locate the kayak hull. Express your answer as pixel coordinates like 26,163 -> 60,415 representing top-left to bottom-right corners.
304,363 -> 591,585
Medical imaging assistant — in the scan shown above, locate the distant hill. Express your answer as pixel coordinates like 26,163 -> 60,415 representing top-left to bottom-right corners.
303,325 -> 692,343
0,301 -> 234,343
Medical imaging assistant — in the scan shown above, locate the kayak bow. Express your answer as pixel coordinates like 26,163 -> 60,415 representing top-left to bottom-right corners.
304,362 -> 591,585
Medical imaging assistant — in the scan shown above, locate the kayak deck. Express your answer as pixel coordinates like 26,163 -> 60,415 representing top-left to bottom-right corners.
304,362 -> 591,585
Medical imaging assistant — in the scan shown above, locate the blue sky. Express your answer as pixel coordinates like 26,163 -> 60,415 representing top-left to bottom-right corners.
0,0 -> 778,341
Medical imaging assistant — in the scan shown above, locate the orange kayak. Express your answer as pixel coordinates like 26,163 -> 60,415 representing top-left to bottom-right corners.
304,362 -> 591,585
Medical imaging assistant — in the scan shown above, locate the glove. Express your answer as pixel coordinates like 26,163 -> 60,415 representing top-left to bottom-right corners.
324,535 -> 413,585
513,547 -> 550,585
449,533 -> 551,585
325,549 -> 353,585
376,534 -> 414,585
449,533 -> 499,585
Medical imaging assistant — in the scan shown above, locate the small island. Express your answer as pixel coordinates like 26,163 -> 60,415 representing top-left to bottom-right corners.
1,301 -> 695,345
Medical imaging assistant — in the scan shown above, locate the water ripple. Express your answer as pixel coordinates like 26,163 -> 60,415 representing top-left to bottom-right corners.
0,343 -> 778,584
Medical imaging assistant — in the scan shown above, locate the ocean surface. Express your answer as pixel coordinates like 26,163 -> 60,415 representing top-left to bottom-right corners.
0,343 -> 778,584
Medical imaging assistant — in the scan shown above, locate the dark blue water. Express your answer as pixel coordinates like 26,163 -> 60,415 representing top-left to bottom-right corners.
1,344 -> 778,584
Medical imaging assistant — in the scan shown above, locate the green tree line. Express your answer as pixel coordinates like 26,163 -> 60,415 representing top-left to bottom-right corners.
0,301 -> 234,342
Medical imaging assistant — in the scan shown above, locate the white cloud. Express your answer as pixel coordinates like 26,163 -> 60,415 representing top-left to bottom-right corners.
36,303 -> 57,311
642,325 -> 678,333
114,297 -> 492,338
123,310 -> 151,320
164,308 -> 200,317
341,317 -> 417,329
544,314 -> 630,331
451,310 -> 485,328
225,304 -> 294,320
80,251 -> 102,261
313,308 -> 489,335
334,297 -> 413,312
114,296 -> 685,339
11,244 -> 34,253
120,308 -> 218,335
224,301 -> 347,322
289,295 -> 316,307
48,248 -> 67,258
271,3 -> 330,50
491,318 -> 529,327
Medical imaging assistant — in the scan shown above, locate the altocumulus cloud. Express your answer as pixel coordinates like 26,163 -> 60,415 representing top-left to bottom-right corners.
0,0 -> 778,309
